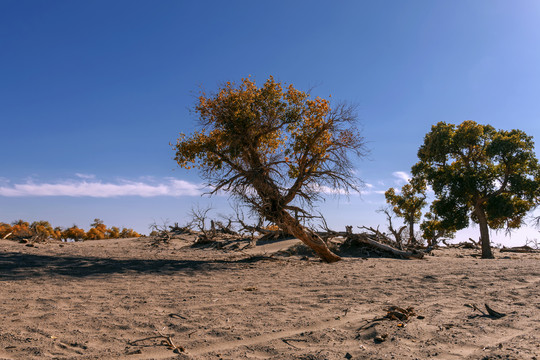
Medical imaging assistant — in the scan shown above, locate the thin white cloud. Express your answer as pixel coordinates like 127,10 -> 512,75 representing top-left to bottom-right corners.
75,173 -> 96,179
392,171 -> 411,184
0,177 -> 202,197
314,183 -> 384,196
313,185 -> 349,195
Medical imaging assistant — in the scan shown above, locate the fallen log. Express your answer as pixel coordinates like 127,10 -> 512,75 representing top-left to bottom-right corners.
500,246 -> 540,253
442,239 -> 478,249
356,235 -> 424,259
346,233 -> 424,259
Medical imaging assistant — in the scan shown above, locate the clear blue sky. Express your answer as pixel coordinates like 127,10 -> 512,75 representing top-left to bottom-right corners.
1,0 -> 539,245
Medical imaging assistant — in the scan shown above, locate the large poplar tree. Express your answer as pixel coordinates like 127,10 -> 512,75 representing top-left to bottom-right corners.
412,120 -> 540,258
173,76 -> 366,262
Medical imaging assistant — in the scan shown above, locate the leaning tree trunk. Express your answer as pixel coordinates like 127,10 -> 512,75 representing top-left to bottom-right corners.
474,206 -> 494,259
250,174 -> 341,263
277,210 -> 341,263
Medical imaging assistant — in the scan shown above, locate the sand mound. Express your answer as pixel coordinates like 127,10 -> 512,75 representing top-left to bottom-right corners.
1,237 -> 539,359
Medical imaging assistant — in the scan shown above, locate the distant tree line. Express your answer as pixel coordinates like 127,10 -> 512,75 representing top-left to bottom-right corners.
0,218 -> 140,242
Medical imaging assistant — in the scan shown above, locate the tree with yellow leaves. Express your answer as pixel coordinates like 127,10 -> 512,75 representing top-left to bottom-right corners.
11,220 -> 32,240
29,220 -> 55,242
0,222 -> 13,239
63,225 -> 86,242
174,76 -> 366,262
86,218 -> 107,240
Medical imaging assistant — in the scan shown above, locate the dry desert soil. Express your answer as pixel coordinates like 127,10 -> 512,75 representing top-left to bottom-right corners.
0,236 -> 539,360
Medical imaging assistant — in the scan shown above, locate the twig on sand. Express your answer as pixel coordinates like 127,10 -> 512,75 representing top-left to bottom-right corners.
282,338 -> 308,349
356,305 -> 419,331
465,303 -> 506,318
500,246 -> 540,253
484,304 -> 506,318
129,328 -> 185,354
465,303 -> 486,315
169,313 -> 187,320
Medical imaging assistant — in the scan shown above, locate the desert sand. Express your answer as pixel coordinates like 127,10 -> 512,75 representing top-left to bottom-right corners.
0,236 -> 539,360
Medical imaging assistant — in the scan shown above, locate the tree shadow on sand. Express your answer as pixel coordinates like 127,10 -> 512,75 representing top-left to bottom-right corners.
0,252 -> 274,280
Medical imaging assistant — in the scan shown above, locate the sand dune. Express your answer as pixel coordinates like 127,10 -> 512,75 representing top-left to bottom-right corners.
1,237 -> 539,359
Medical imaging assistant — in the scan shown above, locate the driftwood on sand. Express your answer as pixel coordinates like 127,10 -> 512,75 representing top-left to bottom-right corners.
500,246 -> 540,253
318,224 -> 425,259
345,229 -> 424,259
442,238 -> 479,249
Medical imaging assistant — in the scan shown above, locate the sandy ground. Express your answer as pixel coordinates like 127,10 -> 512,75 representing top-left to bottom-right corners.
1,236 -> 539,360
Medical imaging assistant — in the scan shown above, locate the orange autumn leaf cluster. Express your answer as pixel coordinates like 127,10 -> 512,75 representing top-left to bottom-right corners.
0,219 -> 140,242
174,76 -> 361,181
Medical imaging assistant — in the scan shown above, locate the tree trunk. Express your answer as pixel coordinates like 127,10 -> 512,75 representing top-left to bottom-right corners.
277,211 -> 341,263
408,221 -> 415,246
475,206 -> 494,259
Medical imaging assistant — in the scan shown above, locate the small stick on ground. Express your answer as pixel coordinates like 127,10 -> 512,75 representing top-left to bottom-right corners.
129,328 -> 185,354
282,338 -> 307,349
169,313 -> 187,320
465,303 -> 506,318
485,304 -> 506,318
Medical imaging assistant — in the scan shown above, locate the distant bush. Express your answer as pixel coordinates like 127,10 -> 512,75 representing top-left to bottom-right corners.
0,218 -> 141,242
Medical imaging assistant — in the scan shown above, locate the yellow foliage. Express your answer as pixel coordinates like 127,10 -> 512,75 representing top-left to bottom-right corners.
174,76 -> 342,177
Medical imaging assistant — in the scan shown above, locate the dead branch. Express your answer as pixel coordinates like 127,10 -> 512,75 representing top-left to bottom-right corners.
189,205 -> 218,243
442,239 -> 478,249
2,232 -> 12,240
348,228 -> 424,259
316,212 -> 340,240
384,306 -> 416,321
465,303 -> 506,318
168,313 -> 187,320
378,207 -> 406,249
129,328 -> 185,354
500,246 -> 540,253
525,238 -> 540,250
169,222 -> 192,235
235,216 -> 289,242
148,220 -> 172,245
281,338 -> 308,349
214,219 -> 238,235
465,303 -> 486,315
484,304 -> 506,318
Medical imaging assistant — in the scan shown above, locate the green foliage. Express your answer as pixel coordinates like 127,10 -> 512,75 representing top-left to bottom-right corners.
420,211 -> 456,246
385,178 -> 427,243
413,120 -> 540,256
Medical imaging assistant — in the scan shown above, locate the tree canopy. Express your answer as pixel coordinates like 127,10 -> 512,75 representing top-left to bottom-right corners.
385,178 -> 427,245
412,120 -> 540,258
174,76 -> 366,262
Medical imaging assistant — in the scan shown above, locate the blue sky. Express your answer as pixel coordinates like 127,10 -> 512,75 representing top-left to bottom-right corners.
1,0 -> 540,245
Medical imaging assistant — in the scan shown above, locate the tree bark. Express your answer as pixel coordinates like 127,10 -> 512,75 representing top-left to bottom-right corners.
277,211 -> 341,263
250,175 -> 341,263
408,221 -> 415,246
475,206 -> 494,259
